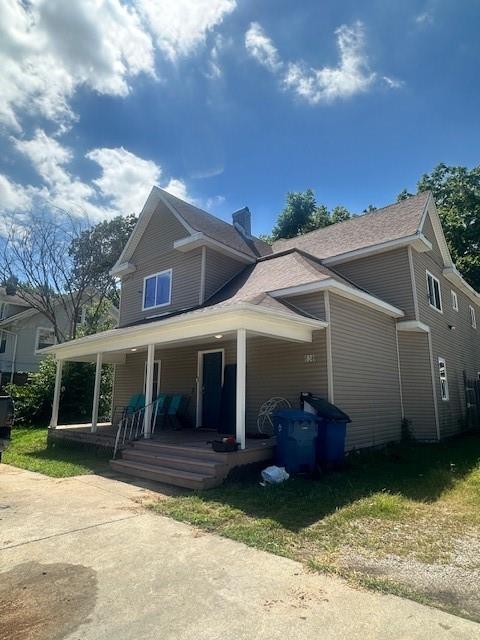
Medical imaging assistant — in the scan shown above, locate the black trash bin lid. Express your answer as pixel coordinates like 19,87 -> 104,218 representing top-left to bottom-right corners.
274,409 -> 319,421
300,393 -> 351,422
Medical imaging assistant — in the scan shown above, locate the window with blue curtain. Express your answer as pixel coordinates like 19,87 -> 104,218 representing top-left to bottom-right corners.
143,270 -> 172,309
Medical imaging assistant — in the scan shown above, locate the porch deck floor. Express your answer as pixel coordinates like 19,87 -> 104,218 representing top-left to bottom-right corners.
54,423 -> 275,451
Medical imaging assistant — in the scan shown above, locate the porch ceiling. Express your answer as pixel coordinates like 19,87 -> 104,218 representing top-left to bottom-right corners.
40,303 -> 327,362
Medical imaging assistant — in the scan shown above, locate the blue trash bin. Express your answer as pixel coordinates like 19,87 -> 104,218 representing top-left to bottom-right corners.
273,409 -> 319,474
300,393 -> 351,467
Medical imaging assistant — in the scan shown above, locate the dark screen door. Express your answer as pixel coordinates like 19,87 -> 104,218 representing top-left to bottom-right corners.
201,351 -> 223,428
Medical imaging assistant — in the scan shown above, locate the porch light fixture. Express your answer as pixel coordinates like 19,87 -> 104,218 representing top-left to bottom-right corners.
131,348 -> 137,351
214,334 -> 223,339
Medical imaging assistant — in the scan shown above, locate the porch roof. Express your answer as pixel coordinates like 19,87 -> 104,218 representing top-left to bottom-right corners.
40,302 -> 327,362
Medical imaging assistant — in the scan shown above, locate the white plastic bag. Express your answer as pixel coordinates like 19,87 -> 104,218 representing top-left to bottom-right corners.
261,465 -> 290,485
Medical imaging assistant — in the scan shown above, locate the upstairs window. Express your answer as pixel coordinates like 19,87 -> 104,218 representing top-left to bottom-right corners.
470,305 -> 477,329
75,306 -> 87,325
143,269 -> 172,310
451,290 -> 458,312
0,332 -> 6,354
426,271 -> 442,312
0,303 -> 6,320
438,357 -> 449,401
36,327 -> 55,352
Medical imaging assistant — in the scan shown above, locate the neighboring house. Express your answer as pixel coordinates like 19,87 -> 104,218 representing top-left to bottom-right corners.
43,188 -> 480,487
0,289 -> 118,388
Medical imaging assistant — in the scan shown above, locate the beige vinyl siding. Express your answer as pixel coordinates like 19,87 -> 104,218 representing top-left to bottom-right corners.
119,205 -> 202,327
204,249 -> 245,301
246,331 -> 328,430
422,214 -> 444,267
288,291 -> 326,320
413,248 -> 480,437
329,294 -> 402,450
112,321 -> 328,432
397,332 -> 437,440
334,247 -> 415,318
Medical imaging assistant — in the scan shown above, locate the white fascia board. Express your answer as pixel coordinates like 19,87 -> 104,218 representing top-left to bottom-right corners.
109,262 -> 136,277
174,233 -> 255,264
443,267 -> 480,307
110,186 -> 195,273
323,234 -> 432,266
40,303 -> 327,360
269,279 -> 404,318
420,198 -> 453,267
396,320 -> 430,333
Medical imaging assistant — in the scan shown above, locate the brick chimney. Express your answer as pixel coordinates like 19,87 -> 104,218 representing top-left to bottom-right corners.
232,207 -> 252,238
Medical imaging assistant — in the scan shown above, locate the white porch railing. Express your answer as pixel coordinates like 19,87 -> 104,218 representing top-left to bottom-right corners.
113,398 -> 163,459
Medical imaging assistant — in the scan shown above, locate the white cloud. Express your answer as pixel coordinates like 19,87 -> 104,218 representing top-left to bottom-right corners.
205,195 -> 226,210
0,0 -> 155,132
246,21 -> 397,104
415,12 -> 433,26
245,22 -> 282,72
86,146 -> 161,214
0,174 -> 32,212
137,0 -> 236,60
7,131 -> 194,221
382,76 -> 404,89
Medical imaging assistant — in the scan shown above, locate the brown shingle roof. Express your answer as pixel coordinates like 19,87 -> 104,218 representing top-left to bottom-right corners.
207,250 -> 355,309
272,192 -> 431,260
160,189 -> 272,259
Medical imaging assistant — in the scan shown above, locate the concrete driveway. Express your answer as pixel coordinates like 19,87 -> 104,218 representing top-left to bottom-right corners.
0,465 -> 478,640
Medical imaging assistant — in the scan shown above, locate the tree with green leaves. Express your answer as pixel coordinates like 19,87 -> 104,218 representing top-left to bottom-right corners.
398,163 -> 480,290
271,190 -> 351,241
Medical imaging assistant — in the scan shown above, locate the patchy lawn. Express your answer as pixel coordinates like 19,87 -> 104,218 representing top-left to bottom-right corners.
3,428 -> 110,477
148,432 -> 480,622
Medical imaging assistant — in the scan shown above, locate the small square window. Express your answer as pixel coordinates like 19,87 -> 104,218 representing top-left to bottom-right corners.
451,290 -> 458,312
36,327 -> 55,351
470,305 -> 477,329
426,271 -> 442,312
143,270 -> 172,310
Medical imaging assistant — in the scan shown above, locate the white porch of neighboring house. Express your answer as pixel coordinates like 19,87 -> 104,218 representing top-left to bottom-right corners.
44,304 -> 326,489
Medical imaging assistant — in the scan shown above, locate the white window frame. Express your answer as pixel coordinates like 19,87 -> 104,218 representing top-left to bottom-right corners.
0,303 -> 7,320
451,290 -> 458,312
143,360 -> 162,399
426,270 -> 442,313
469,305 -> 477,329
142,269 -> 172,311
35,326 -> 56,353
438,357 -> 449,401
0,331 -> 6,354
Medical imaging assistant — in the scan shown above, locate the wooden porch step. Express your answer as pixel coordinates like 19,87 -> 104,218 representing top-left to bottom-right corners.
121,449 -> 226,476
131,440 -> 232,462
109,459 -> 222,490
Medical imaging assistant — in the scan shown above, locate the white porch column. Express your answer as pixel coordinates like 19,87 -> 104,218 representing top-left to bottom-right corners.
144,343 -> 155,439
49,359 -> 63,429
236,328 -> 247,450
91,352 -> 103,433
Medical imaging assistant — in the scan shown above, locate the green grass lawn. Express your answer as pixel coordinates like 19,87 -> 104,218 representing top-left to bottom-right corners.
148,432 -> 480,619
3,427 -> 111,477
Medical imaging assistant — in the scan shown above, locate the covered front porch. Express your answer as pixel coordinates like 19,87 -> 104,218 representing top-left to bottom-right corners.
43,303 -> 327,487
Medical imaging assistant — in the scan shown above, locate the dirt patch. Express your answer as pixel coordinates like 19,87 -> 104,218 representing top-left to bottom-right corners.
337,534 -> 480,621
0,562 -> 97,640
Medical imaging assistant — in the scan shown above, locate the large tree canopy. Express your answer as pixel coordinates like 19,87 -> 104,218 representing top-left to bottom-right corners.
398,163 -> 480,291
0,211 -> 137,340
271,189 -> 351,241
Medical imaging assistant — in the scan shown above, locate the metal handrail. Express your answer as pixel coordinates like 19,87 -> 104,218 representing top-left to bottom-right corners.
112,397 -> 163,459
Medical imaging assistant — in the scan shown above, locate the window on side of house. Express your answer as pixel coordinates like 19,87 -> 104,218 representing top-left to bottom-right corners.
0,332 -> 6,354
451,290 -> 458,312
426,271 -> 442,312
143,269 -> 172,310
469,305 -> 477,329
438,357 -> 449,401
36,327 -> 55,352
75,306 -> 87,325
0,303 -> 6,320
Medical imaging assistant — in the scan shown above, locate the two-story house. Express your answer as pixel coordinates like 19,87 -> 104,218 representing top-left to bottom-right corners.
43,188 -> 480,489
0,286 -> 118,389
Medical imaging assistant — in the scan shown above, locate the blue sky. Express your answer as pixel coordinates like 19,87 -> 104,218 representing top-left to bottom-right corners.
1,0 -> 479,236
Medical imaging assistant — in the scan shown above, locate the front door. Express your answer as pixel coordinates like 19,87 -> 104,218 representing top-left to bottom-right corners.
200,351 -> 223,428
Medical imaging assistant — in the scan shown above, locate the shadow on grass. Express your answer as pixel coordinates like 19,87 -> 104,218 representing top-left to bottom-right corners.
195,432 -> 480,532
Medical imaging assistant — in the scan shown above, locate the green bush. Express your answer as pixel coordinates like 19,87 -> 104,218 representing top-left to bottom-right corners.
6,356 -> 112,426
